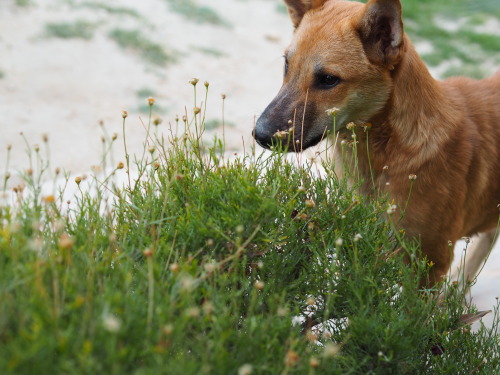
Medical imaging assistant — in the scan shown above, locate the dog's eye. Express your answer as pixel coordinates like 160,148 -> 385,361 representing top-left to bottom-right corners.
315,74 -> 340,89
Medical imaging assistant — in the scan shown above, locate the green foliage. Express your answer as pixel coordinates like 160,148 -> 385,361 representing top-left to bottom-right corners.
15,0 -> 31,7
80,2 -> 141,18
0,85 -> 498,374
109,29 -> 175,66
165,0 -> 230,27
45,20 -> 96,40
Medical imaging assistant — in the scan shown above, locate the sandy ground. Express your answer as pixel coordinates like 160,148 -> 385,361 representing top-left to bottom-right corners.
0,0 -> 498,329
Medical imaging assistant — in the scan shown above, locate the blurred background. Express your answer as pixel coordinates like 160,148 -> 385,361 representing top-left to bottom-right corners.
1,0 -> 499,325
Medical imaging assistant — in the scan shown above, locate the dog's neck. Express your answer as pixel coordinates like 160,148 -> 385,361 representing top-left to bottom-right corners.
363,37 -> 453,167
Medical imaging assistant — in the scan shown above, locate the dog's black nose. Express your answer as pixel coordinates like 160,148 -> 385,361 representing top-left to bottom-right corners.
252,125 -> 273,149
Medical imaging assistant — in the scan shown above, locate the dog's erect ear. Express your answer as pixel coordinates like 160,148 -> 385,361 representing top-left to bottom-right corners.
356,0 -> 405,69
284,0 -> 329,28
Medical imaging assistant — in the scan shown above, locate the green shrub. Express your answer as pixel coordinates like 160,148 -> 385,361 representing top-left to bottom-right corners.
0,83 -> 498,374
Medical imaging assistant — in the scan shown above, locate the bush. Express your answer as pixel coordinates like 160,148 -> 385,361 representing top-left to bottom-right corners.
0,84 -> 498,374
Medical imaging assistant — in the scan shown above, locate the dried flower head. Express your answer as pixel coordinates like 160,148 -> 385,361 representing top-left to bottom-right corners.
75,176 -> 82,185
102,314 -> 121,333
58,233 -> 74,250
409,174 -> 417,181
193,107 -> 201,115
309,356 -> 320,368
285,350 -> 300,367
153,117 -> 162,126
121,110 -> 128,119
238,364 -> 253,375
189,78 -> 199,86
305,199 -> 315,208
169,263 -> 180,273
323,343 -> 340,358
117,162 -> 124,170
221,93 -> 226,100
254,280 -> 265,290
325,107 -> 340,116
346,122 -> 355,130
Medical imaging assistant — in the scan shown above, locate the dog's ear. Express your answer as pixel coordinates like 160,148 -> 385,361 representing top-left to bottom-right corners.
284,0 -> 329,28
356,0 -> 405,69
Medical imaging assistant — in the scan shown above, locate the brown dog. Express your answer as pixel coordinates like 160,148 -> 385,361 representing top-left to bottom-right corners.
253,0 -> 500,286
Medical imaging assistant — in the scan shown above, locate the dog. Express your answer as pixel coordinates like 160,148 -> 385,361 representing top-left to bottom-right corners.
253,0 -> 500,287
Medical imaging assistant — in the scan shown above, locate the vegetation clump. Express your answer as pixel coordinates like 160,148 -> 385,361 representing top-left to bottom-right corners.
0,83 -> 498,374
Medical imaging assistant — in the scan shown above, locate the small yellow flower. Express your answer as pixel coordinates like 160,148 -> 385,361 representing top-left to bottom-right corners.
75,176 -> 82,184
193,107 -> 201,115
147,97 -> 155,106
346,122 -> 355,130
409,174 -> 417,181
122,110 -> 128,119
42,195 -> 55,204
189,78 -> 199,86
117,162 -> 124,170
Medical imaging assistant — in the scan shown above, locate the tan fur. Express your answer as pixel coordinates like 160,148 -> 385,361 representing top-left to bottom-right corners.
254,0 -> 500,285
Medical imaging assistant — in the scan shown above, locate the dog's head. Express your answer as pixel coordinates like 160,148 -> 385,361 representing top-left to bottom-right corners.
253,0 -> 406,151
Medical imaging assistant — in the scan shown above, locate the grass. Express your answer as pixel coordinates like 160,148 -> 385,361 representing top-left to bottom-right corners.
0,82 -> 498,374
45,20 -> 96,40
165,0 -> 230,27
393,0 -> 500,78
15,0 -> 31,6
192,46 -> 226,58
109,28 -> 175,66
79,2 -> 141,18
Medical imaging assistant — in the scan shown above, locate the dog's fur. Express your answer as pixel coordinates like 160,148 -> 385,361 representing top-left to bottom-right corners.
253,0 -> 500,286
